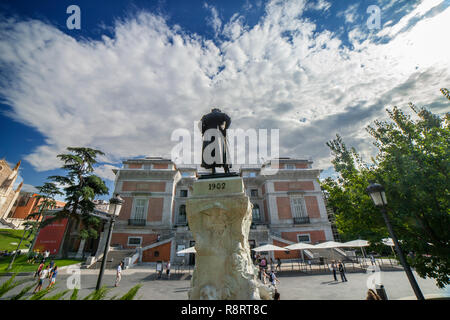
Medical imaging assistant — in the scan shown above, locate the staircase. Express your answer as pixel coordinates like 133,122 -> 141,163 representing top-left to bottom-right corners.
88,249 -> 135,269
309,248 -> 352,262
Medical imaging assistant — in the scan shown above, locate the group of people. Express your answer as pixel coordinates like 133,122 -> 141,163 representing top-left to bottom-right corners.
33,259 -> 58,293
254,254 -> 281,299
155,260 -> 171,280
330,260 -> 348,282
27,249 -> 50,264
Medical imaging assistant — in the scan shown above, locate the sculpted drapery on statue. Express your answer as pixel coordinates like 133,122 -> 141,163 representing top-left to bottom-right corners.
199,108 -> 232,174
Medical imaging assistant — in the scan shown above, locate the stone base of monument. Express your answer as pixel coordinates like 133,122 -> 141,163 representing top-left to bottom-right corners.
186,176 -> 274,300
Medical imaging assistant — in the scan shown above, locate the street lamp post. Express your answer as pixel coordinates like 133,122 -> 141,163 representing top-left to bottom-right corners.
366,182 -> 425,300
95,194 -> 124,291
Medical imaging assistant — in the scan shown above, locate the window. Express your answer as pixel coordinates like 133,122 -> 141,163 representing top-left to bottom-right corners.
178,204 -> 187,224
128,237 -> 142,246
154,251 -> 159,257
249,172 -> 256,177
252,204 -> 261,222
180,190 -> 188,197
297,234 -> 311,243
286,164 -> 295,170
291,197 -> 306,217
143,164 -> 152,170
250,189 -> 258,197
133,199 -> 147,220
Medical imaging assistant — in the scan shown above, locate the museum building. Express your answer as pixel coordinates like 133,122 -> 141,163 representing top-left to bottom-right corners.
110,156 -> 334,265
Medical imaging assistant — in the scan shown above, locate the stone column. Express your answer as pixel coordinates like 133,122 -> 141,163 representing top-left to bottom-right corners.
186,176 -> 273,300
75,239 -> 86,259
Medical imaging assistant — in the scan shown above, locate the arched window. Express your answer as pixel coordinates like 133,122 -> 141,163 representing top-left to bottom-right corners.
252,204 -> 261,222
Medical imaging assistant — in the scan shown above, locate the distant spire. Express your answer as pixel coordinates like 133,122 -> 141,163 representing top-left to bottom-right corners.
16,181 -> 23,192
13,160 -> 21,171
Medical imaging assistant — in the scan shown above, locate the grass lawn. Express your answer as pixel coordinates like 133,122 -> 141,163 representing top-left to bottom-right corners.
0,229 -> 32,251
0,254 -> 81,274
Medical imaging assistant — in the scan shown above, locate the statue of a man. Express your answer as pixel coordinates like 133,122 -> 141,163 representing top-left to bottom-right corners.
199,108 -> 231,174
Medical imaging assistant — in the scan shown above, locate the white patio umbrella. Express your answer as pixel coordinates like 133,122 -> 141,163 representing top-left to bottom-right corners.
176,246 -> 196,254
284,242 -> 316,262
314,241 -> 343,249
382,238 -> 394,247
341,239 -> 369,247
252,244 -> 287,252
284,243 -> 316,250
313,241 -> 344,262
341,239 -> 370,262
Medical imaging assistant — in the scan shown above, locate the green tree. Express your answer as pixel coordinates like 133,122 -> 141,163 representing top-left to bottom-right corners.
43,147 -> 109,258
322,89 -> 450,288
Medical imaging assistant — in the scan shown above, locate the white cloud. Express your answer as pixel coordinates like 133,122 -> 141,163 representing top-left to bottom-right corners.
204,3 -> 222,37
337,3 -> 360,24
307,0 -> 331,12
0,0 -> 449,173
94,164 -> 120,181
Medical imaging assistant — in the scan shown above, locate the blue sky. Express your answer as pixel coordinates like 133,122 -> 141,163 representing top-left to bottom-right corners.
0,0 -> 449,200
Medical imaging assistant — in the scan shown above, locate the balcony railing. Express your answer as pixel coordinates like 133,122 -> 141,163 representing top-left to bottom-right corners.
128,219 -> 146,226
293,217 -> 310,224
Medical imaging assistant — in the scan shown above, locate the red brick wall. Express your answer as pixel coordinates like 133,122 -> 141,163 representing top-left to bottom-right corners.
118,197 -> 133,221
128,164 -> 142,169
148,198 -> 164,222
122,181 -> 166,192
263,199 -> 269,223
295,163 -> 309,169
153,163 -> 169,169
273,239 -> 300,259
276,197 -> 292,219
281,230 -> 326,244
305,196 -> 320,218
111,233 -> 158,249
142,241 -> 172,262
274,181 -> 314,191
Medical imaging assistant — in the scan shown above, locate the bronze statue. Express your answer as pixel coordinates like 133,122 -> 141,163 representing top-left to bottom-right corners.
199,108 -> 231,174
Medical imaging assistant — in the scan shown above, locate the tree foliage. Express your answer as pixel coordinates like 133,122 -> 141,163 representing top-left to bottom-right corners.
322,89 -> 450,288
43,147 -> 109,243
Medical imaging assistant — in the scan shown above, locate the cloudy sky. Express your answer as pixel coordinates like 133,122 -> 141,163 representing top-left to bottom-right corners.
0,0 -> 449,198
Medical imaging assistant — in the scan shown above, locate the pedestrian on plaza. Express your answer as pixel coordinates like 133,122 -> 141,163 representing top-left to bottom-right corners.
166,261 -> 171,279
338,261 -> 347,282
261,268 -> 268,285
43,250 -> 50,262
276,258 -> 282,272
307,260 -> 312,270
47,266 -> 58,289
115,261 -> 123,287
260,256 -> 267,271
34,261 -> 44,278
366,289 -> 382,300
370,255 -> 375,265
33,265 -> 50,293
269,258 -> 274,271
331,261 -> 337,281
268,270 -> 280,288
48,260 -> 55,273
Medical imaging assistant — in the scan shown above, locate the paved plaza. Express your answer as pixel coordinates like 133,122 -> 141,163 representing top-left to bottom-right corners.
1,265 -> 449,300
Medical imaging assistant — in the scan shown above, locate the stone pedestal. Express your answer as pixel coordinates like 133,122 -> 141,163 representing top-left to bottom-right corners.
186,176 -> 273,300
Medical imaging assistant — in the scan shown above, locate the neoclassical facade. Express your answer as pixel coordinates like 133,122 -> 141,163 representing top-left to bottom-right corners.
111,157 -> 334,264
0,159 -> 22,222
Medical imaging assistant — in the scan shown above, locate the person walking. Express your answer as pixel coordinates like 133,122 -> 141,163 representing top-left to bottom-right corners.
273,289 -> 281,300
268,270 -> 280,289
166,261 -> 171,279
34,261 -> 44,278
115,261 -> 123,287
47,266 -> 58,289
338,261 -> 348,282
269,258 -> 274,271
276,258 -> 282,272
261,268 -> 268,285
43,250 -> 50,262
331,261 -> 338,281
33,265 -> 50,293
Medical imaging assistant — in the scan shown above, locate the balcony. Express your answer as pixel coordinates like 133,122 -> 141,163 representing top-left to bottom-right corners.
128,219 -> 146,226
293,217 -> 310,224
